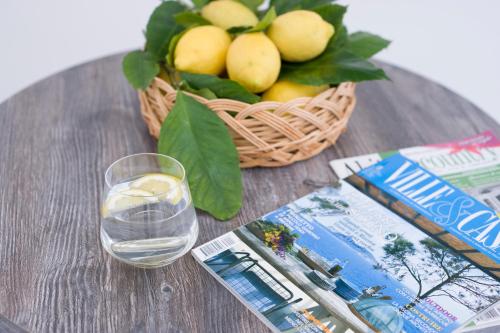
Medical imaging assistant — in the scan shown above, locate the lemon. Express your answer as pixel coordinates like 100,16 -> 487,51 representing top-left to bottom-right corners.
226,32 -> 281,93
102,189 -> 157,218
267,10 -> 334,62
201,0 -> 259,30
131,173 -> 183,205
174,25 -> 231,75
262,80 -> 329,102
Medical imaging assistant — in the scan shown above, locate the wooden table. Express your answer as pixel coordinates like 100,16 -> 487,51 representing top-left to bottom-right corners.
0,54 -> 498,333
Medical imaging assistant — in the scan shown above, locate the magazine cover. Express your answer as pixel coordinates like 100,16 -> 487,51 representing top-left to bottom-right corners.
330,131 -> 500,331
329,131 -> 500,212
455,303 -> 500,332
192,154 -> 500,333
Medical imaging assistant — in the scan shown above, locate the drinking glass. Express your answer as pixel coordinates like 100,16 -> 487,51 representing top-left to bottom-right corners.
101,153 -> 198,268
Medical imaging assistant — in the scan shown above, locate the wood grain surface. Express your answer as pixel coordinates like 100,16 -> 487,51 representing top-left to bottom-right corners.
0,54 -> 498,333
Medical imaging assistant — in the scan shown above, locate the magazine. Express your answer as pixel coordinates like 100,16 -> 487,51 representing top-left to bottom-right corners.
329,131 -> 500,212
455,303 -> 500,332
330,131 -> 500,331
192,154 -> 500,333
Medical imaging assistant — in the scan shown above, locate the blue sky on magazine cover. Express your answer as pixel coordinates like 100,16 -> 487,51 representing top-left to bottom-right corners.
262,183 -> 499,333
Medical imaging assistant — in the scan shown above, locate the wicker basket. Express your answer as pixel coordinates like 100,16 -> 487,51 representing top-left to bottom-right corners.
139,77 -> 356,168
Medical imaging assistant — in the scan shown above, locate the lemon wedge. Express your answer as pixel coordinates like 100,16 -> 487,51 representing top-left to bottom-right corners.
101,189 -> 156,218
130,173 -> 183,205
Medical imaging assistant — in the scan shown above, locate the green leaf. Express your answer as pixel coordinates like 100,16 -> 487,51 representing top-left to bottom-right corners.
271,0 -> 333,14
227,26 -> 253,34
122,51 -> 160,90
313,4 -> 346,33
280,49 -> 389,85
145,1 -> 187,61
345,31 -> 391,59
192,0 -> 210,10
238,0 -> 265,12
180,72 -> 261,103
226,7 -> 275,34
179,80 -> 218,100
278,4 -> 389,86
302,0 -> 336,8
271,0 -> 300,14
175,12 -> 211,27
247,7 -> 276,32
331,24 -> 348,48
158,92 -> 243,220
194,88 -> 218,100
166,32 -> 184,67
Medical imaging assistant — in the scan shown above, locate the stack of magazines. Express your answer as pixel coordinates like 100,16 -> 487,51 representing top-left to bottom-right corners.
193,132 -> 500,333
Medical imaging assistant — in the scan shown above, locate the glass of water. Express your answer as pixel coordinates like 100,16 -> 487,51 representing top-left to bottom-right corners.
101,153 -> 198,268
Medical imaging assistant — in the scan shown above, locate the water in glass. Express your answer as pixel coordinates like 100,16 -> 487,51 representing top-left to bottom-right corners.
101,154 -> 198,268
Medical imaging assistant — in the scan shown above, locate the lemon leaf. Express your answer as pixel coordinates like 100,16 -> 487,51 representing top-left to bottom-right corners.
345,32 -> 391,59
227,26 -> 253,35
158,92 -> 243,221
238,0 -> 265,12
179,80 -> 218,100
226,7 -> 275,34
122,51 -> 160,90
192,0 -> 210,10
193,88 -> 218,100
180,72 -> 261,103
175,12 -> 211,28
280,4 -> 390,85
313,5 -> 348,49
271,0 -> 332,14
270,0 -> 303,14
145,1 -> 187,61
166,31 -> 185,67
330,25 -> 349,49
280,49 -> 389,85
247,7 -> 276,32
313,4 -> 347,33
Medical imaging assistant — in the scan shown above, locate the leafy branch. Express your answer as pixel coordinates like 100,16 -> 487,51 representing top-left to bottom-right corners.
121,0 -> 392,220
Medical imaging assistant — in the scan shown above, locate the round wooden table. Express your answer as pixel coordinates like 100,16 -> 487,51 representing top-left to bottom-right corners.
0,54 -> 498,333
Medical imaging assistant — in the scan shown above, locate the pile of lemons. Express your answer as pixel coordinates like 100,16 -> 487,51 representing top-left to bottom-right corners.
173,0 -> 334,102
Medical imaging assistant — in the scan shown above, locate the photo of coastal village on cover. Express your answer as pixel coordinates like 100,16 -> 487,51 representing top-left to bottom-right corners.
193,174 -> 500,333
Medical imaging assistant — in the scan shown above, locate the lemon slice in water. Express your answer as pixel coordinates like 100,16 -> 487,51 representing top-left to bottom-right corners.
130,173 -> 183,204
101,189 -> 156,218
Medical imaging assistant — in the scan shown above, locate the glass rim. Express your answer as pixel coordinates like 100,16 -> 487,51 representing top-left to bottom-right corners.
104,153 -> 186,198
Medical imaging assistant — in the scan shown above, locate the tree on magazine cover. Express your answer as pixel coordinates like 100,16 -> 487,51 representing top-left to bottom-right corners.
376,235 -> 500,312
298,196 -> 350,216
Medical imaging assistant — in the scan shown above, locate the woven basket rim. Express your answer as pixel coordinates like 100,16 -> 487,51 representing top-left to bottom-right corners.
139,77 -> 357,168
152,77 -> 353,105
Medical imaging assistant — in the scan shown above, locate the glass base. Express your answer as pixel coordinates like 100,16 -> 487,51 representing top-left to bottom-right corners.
100,223 -> 199,269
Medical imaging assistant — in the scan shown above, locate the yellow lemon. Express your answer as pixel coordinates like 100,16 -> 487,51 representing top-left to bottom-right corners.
226,32 -> 281,93
174,25 -> 231,75
201,0 -> 259,30
262,80 -> 329,102
131,173 -> 183,205
267,10 -> 334,62
101,189 -> 157,218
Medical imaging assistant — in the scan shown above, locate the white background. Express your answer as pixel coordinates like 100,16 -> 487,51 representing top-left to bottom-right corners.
1,0 -> 499,122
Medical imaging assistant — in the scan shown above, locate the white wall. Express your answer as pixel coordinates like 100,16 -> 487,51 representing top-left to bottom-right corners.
338,0 -> 500,122
1,0 -> 499,122
1,0 -> 159,100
